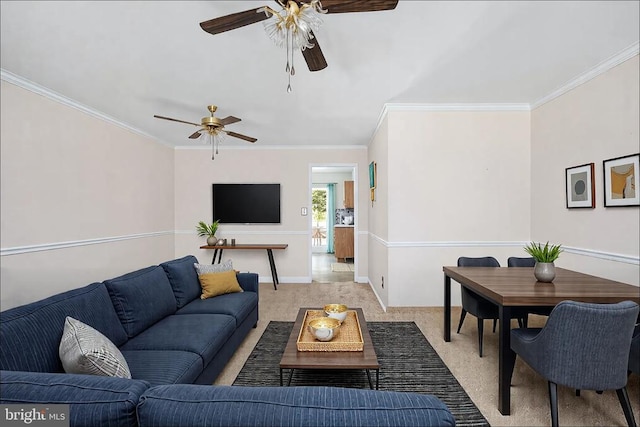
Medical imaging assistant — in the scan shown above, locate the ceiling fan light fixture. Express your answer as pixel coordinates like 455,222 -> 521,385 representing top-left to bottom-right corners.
202,128 -> 226,160
258,1 -> 327,91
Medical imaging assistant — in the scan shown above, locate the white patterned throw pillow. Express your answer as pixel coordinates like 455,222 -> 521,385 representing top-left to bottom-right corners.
194,259 -> 234,275
59,316 -> 131,379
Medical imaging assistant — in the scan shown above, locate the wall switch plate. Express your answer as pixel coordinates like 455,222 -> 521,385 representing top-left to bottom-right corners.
301,207 -> 308,216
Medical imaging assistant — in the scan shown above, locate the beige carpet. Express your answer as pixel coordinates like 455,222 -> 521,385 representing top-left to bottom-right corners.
214,282 -> 640,427
331,262 -> 354,272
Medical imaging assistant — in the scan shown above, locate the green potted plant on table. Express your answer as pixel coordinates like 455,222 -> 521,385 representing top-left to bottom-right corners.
524,241 -> 563,283
196,220 -> 220,246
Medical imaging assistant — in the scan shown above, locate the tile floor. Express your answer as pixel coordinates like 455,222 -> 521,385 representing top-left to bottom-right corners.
312,253 -> 354,283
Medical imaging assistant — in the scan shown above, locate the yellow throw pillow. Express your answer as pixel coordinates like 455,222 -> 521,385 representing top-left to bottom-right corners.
198,270 -> 244,300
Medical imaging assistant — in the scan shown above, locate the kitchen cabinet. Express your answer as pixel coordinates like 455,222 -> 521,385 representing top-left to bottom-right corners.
334,226 -> 354,262
344,180 -> 354,208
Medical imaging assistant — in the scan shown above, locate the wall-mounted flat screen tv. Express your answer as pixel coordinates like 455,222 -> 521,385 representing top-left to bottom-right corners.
212,183 -> 281,224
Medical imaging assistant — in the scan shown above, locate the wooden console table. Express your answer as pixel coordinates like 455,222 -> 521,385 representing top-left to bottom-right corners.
199,244 -> 288,290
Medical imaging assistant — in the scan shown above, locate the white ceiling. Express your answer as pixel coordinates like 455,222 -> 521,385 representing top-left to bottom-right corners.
1,1 -> 638,149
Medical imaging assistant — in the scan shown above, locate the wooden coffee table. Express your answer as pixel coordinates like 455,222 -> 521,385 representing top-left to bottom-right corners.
279,307 -> 380,389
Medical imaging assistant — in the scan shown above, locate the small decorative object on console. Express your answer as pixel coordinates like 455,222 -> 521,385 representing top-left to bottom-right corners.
196,220 -> 220,246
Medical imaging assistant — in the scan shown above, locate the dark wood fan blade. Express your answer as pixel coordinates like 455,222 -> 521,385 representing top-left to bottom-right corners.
154,115 -> 200,127
224,131 -> 257,143
200,7 -> 271,35
188,130 -> 202,139
219,116 -> 242,126
318,0 -> 398,13
302,31 -> 328,71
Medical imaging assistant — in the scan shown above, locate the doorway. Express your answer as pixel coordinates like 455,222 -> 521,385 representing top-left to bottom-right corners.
310,165 -> 356,283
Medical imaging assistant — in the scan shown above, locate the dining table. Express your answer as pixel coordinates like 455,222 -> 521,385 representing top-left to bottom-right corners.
443,266 -> 640,415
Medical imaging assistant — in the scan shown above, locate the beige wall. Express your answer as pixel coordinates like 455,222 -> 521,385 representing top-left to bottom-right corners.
2,55 -> 637,312
531,55 -> 640,285
368,114 -> 390,307
372,109 -> 531,307
1,81 -> 175,310
173,147 -> 369,282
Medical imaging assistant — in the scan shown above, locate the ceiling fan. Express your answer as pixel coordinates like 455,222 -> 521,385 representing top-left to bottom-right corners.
199,0 -> 399,91
154,105 -> 257,160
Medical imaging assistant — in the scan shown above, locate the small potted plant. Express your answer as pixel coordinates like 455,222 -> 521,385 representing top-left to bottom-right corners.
196,220 -> 220,246
524,241 -> 563,282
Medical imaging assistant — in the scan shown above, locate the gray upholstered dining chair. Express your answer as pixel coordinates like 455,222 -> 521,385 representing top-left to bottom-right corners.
629,324 -> 640,377
510,300 -> 639,427
507,256 -> 536,267
507,256 -> 553,318
456,256 -> 527,357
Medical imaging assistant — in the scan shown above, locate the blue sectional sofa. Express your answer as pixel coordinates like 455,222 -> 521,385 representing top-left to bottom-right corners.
1,255 -> 455,426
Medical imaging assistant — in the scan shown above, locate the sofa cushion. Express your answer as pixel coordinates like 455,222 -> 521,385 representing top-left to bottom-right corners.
160,255 -> 201,309
59,317 -> 131,378
121,350 -> 203,386
194,259 -> 233,275
0,370 -> 149,427
119,314 -> 236,367
198,270 -> 243,300
177,292 -> 258,327
136,385 -> 456,427
0,282 -> 128,373
104,266 -> 177,338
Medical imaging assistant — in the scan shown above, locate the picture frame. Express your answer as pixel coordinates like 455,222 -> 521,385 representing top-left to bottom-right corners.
565,163 -> 595,209
369,161 -> 377,204
603,153 -> 639,207
369,161 -> 377,189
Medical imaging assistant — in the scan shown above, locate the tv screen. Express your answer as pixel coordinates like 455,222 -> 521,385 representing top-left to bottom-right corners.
212,184 -> 281,224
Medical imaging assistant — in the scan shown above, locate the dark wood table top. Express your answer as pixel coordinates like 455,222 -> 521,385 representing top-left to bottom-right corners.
200,244 -> 288,250
280,307 -> 379,370
443,266 -> 640,306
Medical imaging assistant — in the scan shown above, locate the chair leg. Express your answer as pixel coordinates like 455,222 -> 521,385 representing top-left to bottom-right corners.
548,381 -> 559,427
456,309 -> 467,334
616,387 -> 637,427
477,318 -> 484,357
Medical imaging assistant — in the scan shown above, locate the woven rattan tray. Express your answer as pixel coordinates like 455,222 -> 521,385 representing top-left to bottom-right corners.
296,310 -> 364,352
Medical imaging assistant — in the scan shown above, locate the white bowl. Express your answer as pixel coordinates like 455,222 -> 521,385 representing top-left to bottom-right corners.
308,317 -> 341,342
324,304 -> 348,323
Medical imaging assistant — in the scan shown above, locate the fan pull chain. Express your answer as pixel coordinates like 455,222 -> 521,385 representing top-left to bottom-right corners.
285,26 -> 290,74
286,27 -> 293,93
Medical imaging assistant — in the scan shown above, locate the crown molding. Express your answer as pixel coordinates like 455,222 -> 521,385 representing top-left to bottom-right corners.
384,103 -> 531,112
371,103 -> 531,144
371,42 -> 640,143
0,68 -> 175,148
174,144 -> 367,151
531,41 -> 639,110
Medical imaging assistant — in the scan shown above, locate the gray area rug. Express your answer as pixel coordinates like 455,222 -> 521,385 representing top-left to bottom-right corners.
233,321 -> 490,427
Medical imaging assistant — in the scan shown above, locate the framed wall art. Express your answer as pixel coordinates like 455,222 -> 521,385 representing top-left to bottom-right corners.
369,161 -> 377,204
603,153 -> 639,207
369,161 -> 377,189
565,163 -> 595,208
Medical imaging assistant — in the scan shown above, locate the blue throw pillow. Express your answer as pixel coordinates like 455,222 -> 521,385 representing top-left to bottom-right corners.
160,256 -> 201,309
104,266 -> 177,338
